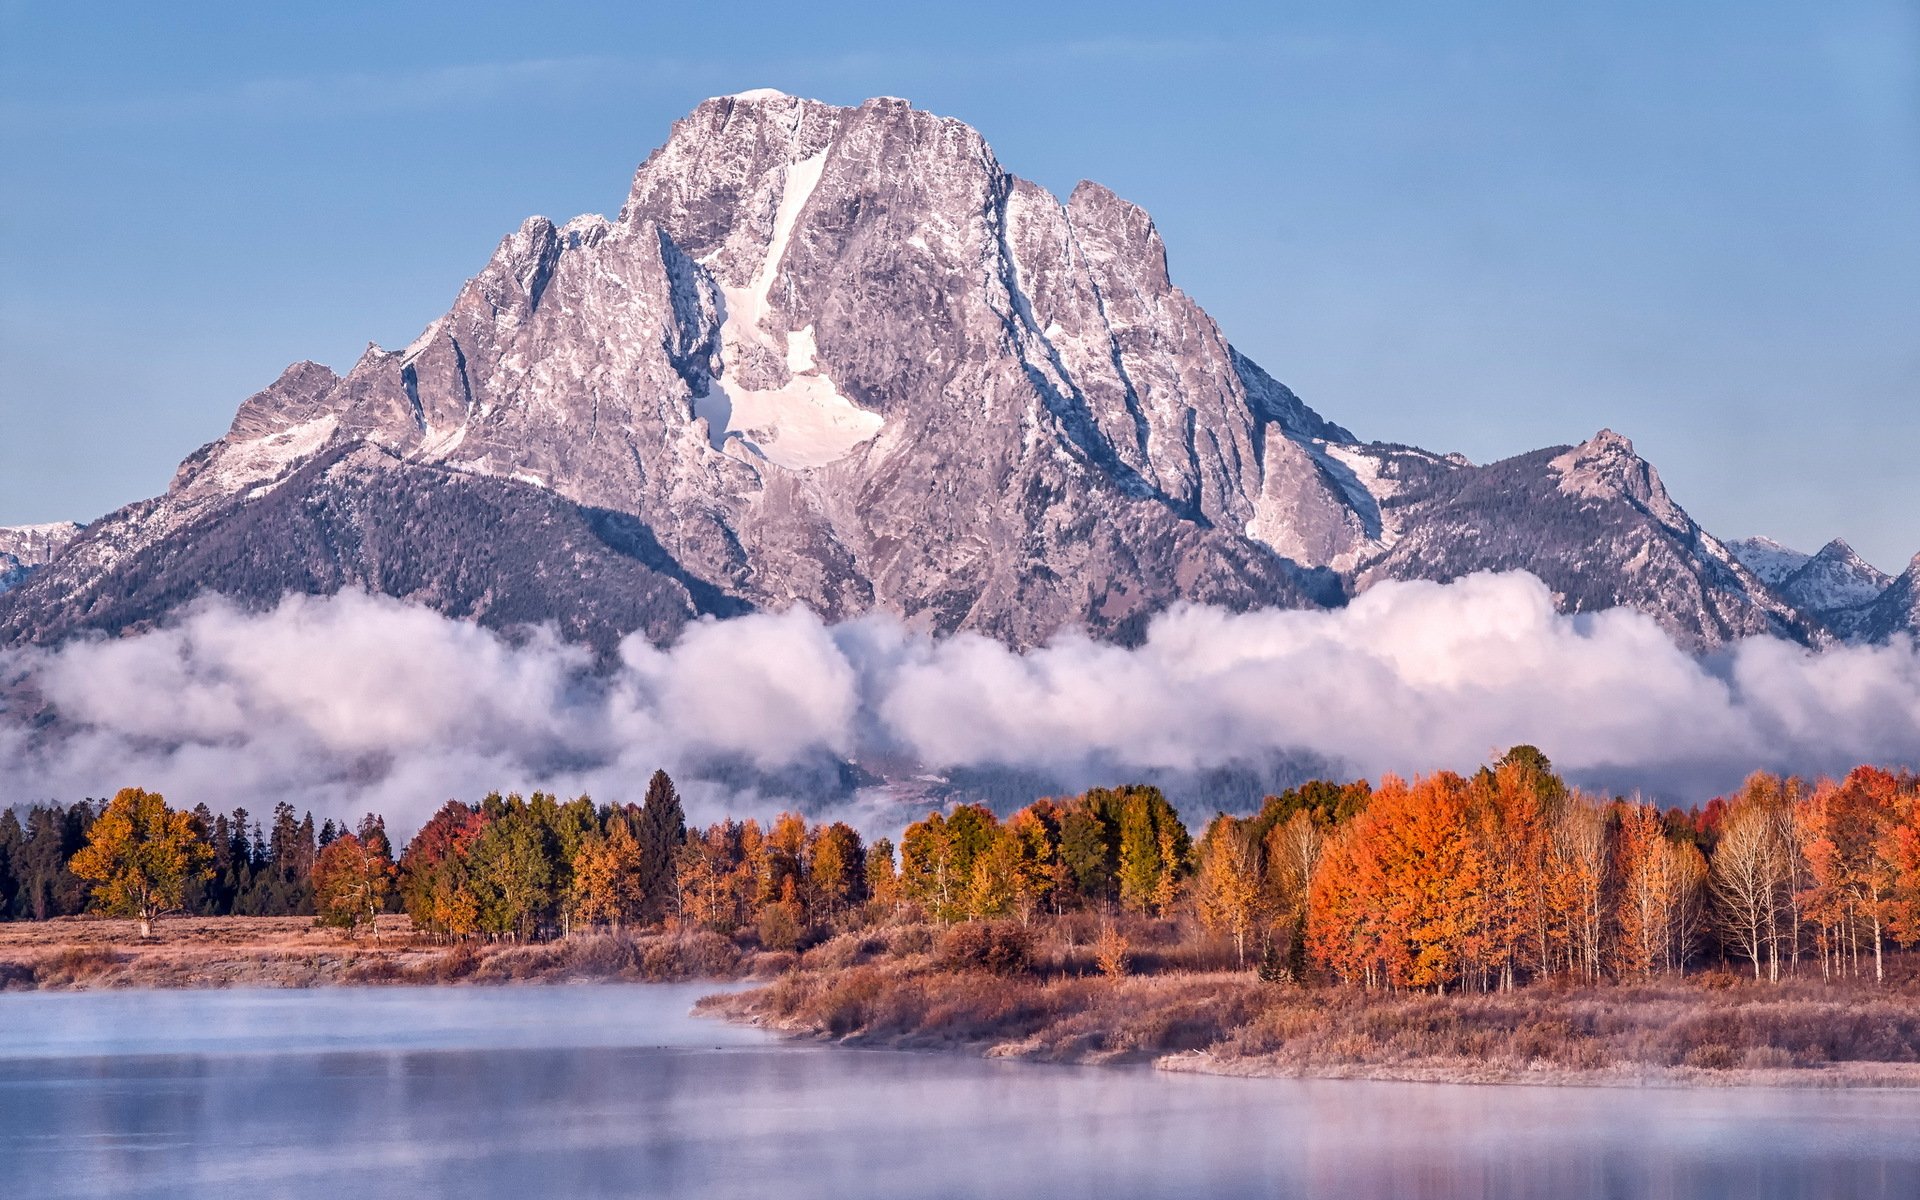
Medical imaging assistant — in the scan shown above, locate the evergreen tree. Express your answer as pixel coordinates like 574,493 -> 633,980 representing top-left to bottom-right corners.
0,809 -> 21,919
636,770 -> 686,921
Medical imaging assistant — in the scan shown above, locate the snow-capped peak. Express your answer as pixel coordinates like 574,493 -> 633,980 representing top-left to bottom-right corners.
1775,538 -> 1893,614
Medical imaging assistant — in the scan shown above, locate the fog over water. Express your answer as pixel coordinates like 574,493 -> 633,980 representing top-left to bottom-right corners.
4,572 -> 1920,835
1,985 -> 1916,1200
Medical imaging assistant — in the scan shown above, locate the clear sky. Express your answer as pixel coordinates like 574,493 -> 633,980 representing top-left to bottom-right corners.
2,2 -> 1915,567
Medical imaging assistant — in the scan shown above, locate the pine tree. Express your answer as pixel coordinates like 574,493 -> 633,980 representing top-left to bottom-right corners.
636,770 -> 686,922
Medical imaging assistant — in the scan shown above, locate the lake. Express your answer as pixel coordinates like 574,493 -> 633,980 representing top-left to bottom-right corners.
2,984 -> 1916,1199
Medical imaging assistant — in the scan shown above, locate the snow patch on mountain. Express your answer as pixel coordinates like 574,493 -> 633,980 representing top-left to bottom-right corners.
1728,536 -> 1813,586
208,416 -> 341,498
696,149 -> 885,470
0,522 -> 83,597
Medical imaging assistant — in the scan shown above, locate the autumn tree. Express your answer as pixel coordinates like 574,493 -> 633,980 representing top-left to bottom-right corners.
1115,787 -> 1188,916
809,822 -> 867,926
1547,800 -> 1609,982
311,831 -> 395,938
69,788 -> 212,938
677,822 -> 747,933
569,818 -> 646,931
902,805 -> 998,920
1882,780 -> 1920,949
1308,773 -> 1490,992
1195,817 -> 1265,968
864,837 -> 900,916
398,801 -> 490,939
1711,791 -> 1793,981
1611,803 -> 1707,979
1800,767 -> 1911,981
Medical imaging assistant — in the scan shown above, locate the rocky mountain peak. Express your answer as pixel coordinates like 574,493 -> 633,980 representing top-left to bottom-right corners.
1548,429 -> 1691,535
1728,536 -> 1811,585
1776,538 -> 1895,615
1065,180 -> 1171,294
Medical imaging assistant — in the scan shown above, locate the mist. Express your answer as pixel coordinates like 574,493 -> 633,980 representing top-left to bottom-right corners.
3,571 -> 1918,838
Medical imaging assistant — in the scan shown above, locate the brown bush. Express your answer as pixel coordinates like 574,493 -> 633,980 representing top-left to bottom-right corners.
412,943 -> 483,983
566,934 -> 641,978
340,956 -> 404,984
639,932 -> 743,980
35,946 -> 125,986
757,902 -> 804,953
938,922 -> 1034,976
884,924 -> 935,957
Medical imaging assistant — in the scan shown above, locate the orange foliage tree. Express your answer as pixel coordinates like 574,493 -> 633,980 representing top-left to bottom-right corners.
312,831 -> 395,938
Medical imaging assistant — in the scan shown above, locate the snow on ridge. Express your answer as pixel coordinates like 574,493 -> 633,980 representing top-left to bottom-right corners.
206,415 -> 339,498
727,88 -> 790,102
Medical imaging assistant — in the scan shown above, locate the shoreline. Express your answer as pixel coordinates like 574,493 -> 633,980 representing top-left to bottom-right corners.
700,995 -> 1920,1091
10,917 -> 1920,1093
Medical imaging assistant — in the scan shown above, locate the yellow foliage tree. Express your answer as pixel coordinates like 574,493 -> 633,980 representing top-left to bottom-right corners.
569,819 -> 646,931
1195,817 -> 1264,969
69,788 -> 212,938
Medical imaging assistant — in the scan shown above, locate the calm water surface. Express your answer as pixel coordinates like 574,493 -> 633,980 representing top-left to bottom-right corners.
1,984 -> 1916,1199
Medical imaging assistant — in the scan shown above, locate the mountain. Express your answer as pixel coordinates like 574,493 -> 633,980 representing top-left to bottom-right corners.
1852,555 -> 1920,644
0,92 -> 1885,653
1728,536 -> 1897,637
0,523 -> 82,596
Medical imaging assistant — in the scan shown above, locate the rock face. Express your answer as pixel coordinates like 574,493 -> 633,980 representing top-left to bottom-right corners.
0,523 -> 82,596
1852,555 -> 1920,645
0,92 -> 1902,652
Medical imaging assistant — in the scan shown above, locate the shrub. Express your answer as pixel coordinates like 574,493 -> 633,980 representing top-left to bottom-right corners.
757,901 -> 804,953
566,934 -> 640,978
1094,924 -> 1130,978
939,921 -> 1033,976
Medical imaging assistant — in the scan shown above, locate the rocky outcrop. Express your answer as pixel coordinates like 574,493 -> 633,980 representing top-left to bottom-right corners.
0,523 -> 82,596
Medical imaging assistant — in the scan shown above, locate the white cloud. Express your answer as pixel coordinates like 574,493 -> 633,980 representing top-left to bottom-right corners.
3,573 -> 1918,839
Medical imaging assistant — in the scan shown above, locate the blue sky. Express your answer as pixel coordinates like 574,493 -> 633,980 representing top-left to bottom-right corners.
2,2 -> 1915,567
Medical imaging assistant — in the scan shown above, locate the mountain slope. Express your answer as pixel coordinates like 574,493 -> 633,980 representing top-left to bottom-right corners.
1349,431 -> 1814,648
1853,555 -> 1920,644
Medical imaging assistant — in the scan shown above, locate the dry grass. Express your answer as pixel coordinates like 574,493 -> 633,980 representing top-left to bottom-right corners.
0,916 -> 757,990
699,918 -> 1920,1087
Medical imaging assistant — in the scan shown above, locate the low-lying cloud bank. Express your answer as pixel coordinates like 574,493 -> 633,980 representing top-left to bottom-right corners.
3,572 -> 1918,837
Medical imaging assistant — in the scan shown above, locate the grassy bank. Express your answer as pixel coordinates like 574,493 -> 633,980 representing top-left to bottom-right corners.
697,919 -> 1920,1088
0,915 -> 776,990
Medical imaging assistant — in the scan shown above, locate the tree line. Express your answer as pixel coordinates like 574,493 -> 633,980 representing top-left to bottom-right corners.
1,795 -> 390,926
10,748 -> 1920,991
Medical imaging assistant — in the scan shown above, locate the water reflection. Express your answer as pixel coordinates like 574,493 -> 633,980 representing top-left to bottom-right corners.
1,986 -> 1915,1199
